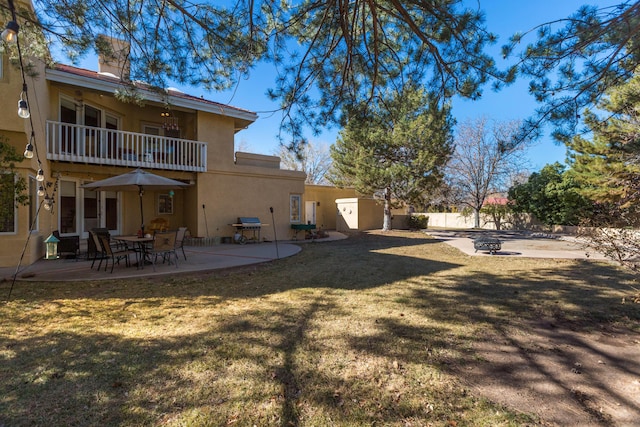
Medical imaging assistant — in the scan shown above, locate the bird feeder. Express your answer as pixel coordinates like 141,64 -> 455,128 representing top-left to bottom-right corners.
44,233 -> 60,260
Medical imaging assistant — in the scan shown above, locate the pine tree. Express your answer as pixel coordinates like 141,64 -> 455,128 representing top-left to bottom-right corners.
31,0 -> 501,150
330,87 -> 453,231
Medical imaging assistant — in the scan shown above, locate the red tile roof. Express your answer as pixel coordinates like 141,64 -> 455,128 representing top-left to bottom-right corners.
483,197 -> 509,206
51,63 -> 255,115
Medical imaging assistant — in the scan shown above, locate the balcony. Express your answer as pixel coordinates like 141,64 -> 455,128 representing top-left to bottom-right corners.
46,121 -> 207,172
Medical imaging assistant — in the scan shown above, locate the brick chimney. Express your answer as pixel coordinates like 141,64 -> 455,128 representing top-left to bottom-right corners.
97,35 -> 130,81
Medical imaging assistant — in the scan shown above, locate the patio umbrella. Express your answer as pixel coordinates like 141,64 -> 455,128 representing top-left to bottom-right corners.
82,168 -> 189,234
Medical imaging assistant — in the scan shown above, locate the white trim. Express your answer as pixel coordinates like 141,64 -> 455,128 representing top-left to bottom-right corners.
28,175 -> 39,232
290,194 -> 301,223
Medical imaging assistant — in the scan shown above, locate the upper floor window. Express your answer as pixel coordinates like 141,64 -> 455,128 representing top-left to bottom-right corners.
59,96 -> 120,129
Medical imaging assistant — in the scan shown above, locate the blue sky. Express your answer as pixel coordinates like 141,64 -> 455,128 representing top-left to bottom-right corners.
217,0 -> 618,170
53,0 -> 619,172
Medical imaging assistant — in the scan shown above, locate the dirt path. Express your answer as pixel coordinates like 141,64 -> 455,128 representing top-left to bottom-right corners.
452,319 -> 640,426
428,229 -> 640,425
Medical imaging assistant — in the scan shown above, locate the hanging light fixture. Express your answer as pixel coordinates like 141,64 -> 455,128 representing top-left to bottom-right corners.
1,20 -> 18,44
24,131 -> 35,158
23,142 -> 33,158
36,167 -> 44,182
17,84 -> 29,118
37,185 -> 45,197
161,109 -> 179,131
2,0 -> 18,45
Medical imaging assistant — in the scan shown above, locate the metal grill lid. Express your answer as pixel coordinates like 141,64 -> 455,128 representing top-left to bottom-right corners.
238,217 -> 261,226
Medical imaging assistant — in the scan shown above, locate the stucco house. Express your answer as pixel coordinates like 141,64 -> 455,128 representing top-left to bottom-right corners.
0,26 -> 313,267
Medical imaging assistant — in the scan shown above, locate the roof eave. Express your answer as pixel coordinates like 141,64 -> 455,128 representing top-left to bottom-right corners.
45,68 -> 258,124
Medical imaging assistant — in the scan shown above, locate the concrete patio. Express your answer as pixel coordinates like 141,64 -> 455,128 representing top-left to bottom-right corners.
1,232 -> 347,282
426,228 -> 608,260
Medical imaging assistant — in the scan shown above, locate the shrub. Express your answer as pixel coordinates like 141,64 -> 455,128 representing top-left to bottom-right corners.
408,214 -> 429,229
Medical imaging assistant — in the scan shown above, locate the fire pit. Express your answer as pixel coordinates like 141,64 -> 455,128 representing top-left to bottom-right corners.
473,236 -> 502,254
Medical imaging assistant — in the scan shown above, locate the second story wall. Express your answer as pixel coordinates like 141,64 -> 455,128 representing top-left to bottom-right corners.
46,83 -> 199,143
0,54 -> 28,134
197,111 -> 236,171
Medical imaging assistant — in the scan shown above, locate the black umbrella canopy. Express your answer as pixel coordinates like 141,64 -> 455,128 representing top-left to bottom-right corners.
82,169 -> 189,232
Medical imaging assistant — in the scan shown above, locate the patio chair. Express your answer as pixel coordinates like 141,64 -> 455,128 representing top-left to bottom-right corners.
98,234 -> 137,273
52,230 -> 80,260
89,230 -> 106,270
149,217 -> 169,233
175,227 -> 188,260
147,230 -> 179,271
87,227 -> 124,260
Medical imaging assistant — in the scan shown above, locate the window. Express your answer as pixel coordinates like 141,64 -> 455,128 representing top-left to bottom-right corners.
84,105 -> 101,127
60,180 -> 77,234
158,194 -> 173,214
290,194 -> 301,223
0,173 -> 17,233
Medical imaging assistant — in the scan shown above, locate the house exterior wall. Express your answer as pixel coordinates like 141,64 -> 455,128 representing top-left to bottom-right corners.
235,152 -> 280,168
193,167 -> 305,242
303,185 -> 357,230
0,48 -> 306,267
0,45 -> 47,266
335,198 -> 384,231
198,111 -> 235,171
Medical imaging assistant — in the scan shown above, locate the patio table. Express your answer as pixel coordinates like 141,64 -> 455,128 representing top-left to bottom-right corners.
114,235 -> 154,268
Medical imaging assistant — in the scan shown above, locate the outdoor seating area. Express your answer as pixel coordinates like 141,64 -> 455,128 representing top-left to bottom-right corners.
2,235 -> 316,282
85,228 -> 182,273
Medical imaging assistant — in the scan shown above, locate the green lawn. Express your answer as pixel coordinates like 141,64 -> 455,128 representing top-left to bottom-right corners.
1,231 -> 637,426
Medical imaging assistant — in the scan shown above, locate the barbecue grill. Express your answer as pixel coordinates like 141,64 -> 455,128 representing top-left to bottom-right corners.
231,217 -> 266,244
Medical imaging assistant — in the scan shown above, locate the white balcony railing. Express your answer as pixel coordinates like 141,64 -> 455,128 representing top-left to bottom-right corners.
46,121 -> 207,172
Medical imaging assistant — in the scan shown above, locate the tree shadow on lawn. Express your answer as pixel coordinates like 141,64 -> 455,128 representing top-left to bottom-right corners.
2,232 -> 461,302
387,261 -> 640,426
2,232 -> 639,425
0,294 -> 516,426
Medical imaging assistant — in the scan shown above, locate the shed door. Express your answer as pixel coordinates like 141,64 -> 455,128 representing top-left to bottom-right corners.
305,201 -> 316,225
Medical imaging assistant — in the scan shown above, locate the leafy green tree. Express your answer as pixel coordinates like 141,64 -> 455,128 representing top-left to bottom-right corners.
561,71 -> 640,271
508,162 -> 591,226
330,87 -> 454,231
30,0 -> 504,150
14,1 -> 640,149
502,2 -> 640,143
567,72 -> 640,207
0,139 -> 28,232
480,201 -> 511,231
